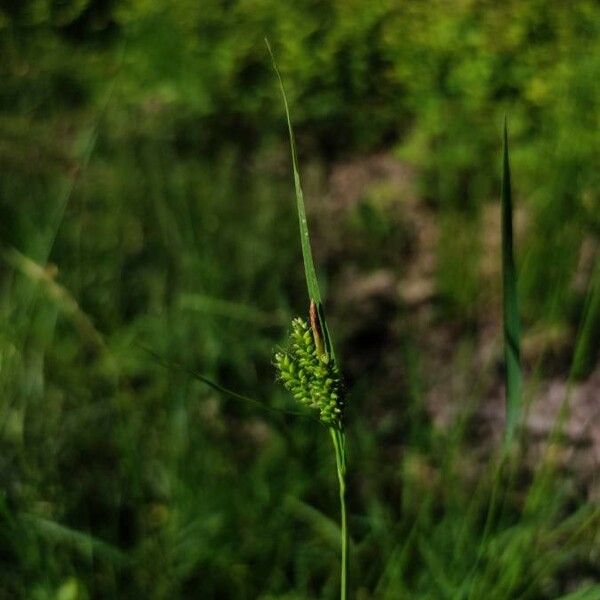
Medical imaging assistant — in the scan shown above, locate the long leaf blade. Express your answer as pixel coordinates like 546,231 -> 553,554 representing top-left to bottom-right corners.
266,40 -> 337,362
501,119 -> 522,446
265,39 -> 321,304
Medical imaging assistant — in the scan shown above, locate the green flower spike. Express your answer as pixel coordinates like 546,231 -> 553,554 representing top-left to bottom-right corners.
274,315 -> 344,427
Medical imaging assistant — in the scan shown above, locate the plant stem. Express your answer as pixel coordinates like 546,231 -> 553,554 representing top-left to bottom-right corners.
330,427 -> 348,600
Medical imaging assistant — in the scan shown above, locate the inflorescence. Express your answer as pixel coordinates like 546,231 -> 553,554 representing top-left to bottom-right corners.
274,316 -> 344,427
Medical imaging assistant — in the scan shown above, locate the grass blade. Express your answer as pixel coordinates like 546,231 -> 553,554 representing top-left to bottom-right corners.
265,40 -> 320,304
501,119 -> 522,446
265,39 -> 336,362
466,120 -> 524,598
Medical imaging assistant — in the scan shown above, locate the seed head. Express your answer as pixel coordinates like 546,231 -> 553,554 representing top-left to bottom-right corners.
274,316 -> 344,428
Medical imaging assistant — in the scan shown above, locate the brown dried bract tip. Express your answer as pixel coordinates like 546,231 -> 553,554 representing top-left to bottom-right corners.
309,300 -> 325,357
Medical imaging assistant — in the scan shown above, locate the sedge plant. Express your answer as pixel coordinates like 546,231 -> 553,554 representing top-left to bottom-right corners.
267,40 -> 349,600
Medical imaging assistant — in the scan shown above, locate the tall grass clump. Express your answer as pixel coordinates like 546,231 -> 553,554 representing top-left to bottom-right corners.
267,40 -> 349,600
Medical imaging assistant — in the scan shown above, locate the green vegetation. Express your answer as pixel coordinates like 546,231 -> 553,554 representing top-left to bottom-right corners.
0,1 -> 598,598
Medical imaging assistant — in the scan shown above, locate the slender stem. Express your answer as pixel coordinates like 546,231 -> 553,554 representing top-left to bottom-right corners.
330,427 -> 348,600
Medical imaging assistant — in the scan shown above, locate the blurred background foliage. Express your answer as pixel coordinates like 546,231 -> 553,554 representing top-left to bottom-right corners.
0,0 -> 599,598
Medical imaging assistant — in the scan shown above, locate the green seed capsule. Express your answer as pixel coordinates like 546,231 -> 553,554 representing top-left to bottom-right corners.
274,316 -> 345,427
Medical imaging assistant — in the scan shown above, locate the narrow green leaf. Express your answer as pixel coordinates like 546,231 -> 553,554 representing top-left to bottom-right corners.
265,40 -> 320,304
265,39 -> 337,363
501,119 -> 522,446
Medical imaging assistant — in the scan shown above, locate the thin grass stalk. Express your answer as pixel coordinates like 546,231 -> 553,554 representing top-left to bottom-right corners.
330,428 -> 348,600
